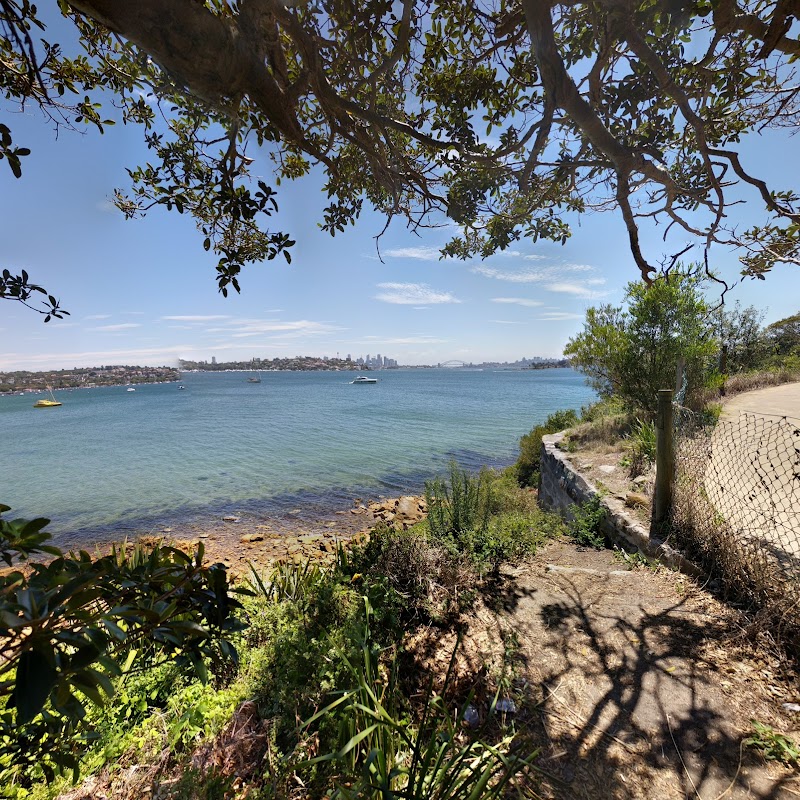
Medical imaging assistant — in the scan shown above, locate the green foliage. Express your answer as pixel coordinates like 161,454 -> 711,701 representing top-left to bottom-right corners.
764,312 -> 800,360
614,547 -> 658,570
744,722 -> 800,767
241,559 -> 370,750
301,609 -> 535,799
565,270 -> 718,416
568,497 -> 607,550
516,408 -> 580,487
5,0 -> 800,318
711,302 -> 769,375
0,505 -> 244,787
623,419 -> 657,476
579,398 -> 626,423
0,269 -> 68,321
424,464 -> 563,574
484,511 -> 562,567
425,462 -> 492,558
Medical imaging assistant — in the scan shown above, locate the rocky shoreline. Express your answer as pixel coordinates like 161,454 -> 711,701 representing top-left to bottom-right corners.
103,495 -> 429,578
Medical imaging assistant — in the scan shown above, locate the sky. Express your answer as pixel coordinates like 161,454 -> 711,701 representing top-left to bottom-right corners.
1,14 -> 798,371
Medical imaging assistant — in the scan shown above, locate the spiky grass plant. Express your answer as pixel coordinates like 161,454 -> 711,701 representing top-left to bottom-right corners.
301,601 -> 535,799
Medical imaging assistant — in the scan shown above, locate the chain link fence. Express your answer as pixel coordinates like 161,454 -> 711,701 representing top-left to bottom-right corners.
672,410 -> 800,644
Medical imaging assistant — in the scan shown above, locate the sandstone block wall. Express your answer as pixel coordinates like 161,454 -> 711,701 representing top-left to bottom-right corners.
538,432 -> 698,574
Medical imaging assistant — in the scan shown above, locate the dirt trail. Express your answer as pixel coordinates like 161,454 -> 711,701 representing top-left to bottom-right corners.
455,540 -> 800,799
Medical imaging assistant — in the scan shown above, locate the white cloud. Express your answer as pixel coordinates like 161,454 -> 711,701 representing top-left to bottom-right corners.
544,282 -> 608,299
491,297 -> 544,308
375,283 -> 460,305
536,311 -> 585,321
205,318 -> 344,339
84,314 -> 112,320
379,336 -> 448,345
383,246 -> 442,261
91,323 -> 142,331
161,315 -> 231,322
472,264 -> 594,283
0,344 -> 189,369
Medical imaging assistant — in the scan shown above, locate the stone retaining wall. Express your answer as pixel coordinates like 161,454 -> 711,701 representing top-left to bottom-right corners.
538,431 -> 698,574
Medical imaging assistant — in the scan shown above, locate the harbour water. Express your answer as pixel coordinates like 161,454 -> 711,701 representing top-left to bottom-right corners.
1,368 -> 595,546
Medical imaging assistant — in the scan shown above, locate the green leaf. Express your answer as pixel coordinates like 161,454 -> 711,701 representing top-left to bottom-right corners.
13,646 -> 58,723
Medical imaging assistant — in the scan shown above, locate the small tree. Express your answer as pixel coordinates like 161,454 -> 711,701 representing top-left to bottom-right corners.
711,302 -> 770,374
764,312 -> 800,359
565,270 -> 717,416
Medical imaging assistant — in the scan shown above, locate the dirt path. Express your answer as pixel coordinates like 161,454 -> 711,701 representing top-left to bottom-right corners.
451,540 -> 800,799
721,382 -> 800,420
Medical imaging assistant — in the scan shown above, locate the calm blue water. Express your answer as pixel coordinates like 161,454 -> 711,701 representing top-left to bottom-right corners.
1,369 -> 594,544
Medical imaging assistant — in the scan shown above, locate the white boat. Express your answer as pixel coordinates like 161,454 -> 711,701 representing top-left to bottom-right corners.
127,387 -> 136,392
351,375 -> 378,384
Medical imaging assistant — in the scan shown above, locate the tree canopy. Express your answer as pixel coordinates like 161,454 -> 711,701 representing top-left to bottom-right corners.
2,0 -> 799,311
564,269 -> 717,413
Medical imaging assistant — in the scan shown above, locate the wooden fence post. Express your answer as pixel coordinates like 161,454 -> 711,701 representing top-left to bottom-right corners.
653,388 -> 675,531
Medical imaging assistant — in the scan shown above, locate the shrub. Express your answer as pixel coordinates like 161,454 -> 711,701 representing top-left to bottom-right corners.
0,506 -> 244,788
484,509 -> 565,567
624,418 -> 657,477
344,525 -> 476,625
564,270 -> 718,415
482,469 -> 535,514
568,496 -> 607,549
516,408 -> 580,486
301,614 -> 535,799
425,462 -> 492,556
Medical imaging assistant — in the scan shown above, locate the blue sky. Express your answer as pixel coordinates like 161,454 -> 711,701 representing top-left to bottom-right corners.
1,17 -> 797,370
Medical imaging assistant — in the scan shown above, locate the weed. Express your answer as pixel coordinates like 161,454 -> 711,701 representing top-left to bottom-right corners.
568,496 -> 607,549
170,767 -> 234,800
516,408 -> 580,486
425,462 -> 492,557
301,610 -> 536,799
744,722 -> 800,767
614,546 -> 658,570
624,418 -> 656,477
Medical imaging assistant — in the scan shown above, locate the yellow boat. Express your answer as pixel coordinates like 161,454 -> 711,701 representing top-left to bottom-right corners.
33,388 -> 62,408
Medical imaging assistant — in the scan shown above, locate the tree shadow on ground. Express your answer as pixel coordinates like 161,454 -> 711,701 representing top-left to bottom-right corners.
503,574 -> 797,799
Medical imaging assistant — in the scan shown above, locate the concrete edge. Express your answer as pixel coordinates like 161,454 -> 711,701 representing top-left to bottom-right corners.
538,431 -> 701,577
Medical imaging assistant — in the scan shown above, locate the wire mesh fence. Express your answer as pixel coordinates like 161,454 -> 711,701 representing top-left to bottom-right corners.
672,409 -> 800,643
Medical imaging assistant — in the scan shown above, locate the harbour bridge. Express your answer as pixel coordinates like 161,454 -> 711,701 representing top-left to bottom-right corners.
438,360 -> 470,367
